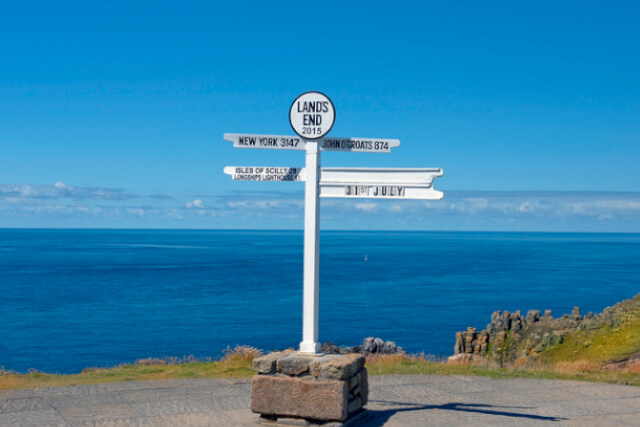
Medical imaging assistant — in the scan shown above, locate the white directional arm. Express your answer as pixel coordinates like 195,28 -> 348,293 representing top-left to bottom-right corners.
224,134 -> 307,151
319,168 -> 444,200
223,166 -> 306,182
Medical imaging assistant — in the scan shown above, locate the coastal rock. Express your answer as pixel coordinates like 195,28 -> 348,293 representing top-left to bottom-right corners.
383,340 -> 399,354
493,330 -> 506,347
502,311 -> 512,331
464,327 -> 476,353
447,353 -> 487,365
534,333 -> 563,353
526,310 -> 541,323
320,337 -> 407,355
571,306 -> 583,321
364,337 -> 384,353
511,316 -> 523,333
354,337 -> 406,355
454,332 -> 464,355
451,297 -> 640,365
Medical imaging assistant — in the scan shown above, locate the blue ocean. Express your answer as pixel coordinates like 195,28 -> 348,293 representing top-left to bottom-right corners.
1,229 -> 639,374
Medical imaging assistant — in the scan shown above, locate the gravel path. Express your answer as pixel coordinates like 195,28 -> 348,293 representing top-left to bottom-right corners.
1,375 -> 639,426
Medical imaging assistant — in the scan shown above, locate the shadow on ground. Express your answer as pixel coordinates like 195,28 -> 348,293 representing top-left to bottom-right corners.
361,400 -> 567,426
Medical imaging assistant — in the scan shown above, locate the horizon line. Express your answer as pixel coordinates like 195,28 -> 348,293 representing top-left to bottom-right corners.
1,227 -> 639,235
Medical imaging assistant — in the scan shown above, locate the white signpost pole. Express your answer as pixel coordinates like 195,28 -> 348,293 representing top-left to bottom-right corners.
289,91 -> 334,354
300,141 -> 321,353
224,91 -> 444,357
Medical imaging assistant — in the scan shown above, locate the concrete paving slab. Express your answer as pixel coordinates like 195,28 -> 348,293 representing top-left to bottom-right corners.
0,408 -> 68,426
0,375 -> 639,426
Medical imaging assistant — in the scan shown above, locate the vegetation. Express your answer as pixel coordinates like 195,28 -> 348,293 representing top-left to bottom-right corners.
0,346 -> 260,391
365,354 -> 640,386
541,296 -> 640,365
2,344 -> 639,391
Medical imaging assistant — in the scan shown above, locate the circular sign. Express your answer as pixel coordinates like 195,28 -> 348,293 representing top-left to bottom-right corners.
289,91 -> 335,140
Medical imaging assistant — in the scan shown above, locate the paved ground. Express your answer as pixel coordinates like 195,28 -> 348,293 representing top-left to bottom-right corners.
1,375 -> 639,426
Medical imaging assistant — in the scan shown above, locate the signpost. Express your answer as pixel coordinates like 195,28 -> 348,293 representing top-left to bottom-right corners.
224,92 -> 444,354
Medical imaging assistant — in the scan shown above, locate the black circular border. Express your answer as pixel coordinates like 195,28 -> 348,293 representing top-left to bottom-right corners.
288,91 -> 336,140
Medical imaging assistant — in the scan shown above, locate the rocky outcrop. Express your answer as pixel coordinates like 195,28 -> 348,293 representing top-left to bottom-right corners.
321,337 -> 407,356
450,300 -> 634,366
353,337 -> 406,355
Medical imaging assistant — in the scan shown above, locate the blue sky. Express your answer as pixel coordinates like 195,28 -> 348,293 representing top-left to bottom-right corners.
1,1 -> 639,231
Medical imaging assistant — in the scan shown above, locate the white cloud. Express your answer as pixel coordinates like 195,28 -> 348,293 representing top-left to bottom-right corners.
186,199 -> 205,209
355,203 -> 378,212
0,182 -> 135,201
126,208 -> 145,216
2,183 -> 640,231
517,200 -> 542,213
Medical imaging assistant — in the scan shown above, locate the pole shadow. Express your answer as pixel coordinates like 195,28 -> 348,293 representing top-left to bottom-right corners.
361,400 -> 567,426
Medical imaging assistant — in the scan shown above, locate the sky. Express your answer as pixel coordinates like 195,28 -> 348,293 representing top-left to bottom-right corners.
1,1 -> 639,231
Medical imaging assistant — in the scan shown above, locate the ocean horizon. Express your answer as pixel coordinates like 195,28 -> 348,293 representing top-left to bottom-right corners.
1,229 -> 639,374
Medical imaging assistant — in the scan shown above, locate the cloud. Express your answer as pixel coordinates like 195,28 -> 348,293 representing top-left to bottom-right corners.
186,199 -> 205,209
149,194 -> 174,200
0,182 -> 136,201
313,190 -> 640,231
2,183 -> 640,231
216,191 -> 304,212
355,202 -> 378,212
190,190 -> 640,227
393,191 -> 640,220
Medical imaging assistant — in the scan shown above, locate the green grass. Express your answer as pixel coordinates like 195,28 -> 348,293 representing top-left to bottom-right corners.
0,347 -> 260,391
0,358 -> 256,390
2,352 -> 639,391
365,354 -> 640,385
541,304 -> 640,365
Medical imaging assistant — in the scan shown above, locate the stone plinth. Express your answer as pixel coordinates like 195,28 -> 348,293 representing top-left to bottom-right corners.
251,351 -> 368,423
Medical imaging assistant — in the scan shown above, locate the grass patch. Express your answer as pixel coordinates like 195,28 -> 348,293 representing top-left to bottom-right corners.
0,346 -> 261,391
2,348 -> 639,391
542,307 -> 640,365
365,354 -> 640,386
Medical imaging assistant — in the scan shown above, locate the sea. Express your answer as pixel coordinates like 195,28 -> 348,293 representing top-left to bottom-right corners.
1,229 -> 639,374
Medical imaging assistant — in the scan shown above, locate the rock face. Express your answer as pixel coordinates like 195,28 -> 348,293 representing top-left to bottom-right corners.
351,337 -> 407,355
251,351 -> 367,422
451,302 -> 629,366
320,337 -> 407,356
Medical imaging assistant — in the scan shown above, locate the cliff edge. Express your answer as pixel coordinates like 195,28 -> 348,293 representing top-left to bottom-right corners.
449,293 -> 640,370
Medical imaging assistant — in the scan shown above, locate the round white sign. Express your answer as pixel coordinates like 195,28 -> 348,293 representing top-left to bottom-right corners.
289,91 -> 335,140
